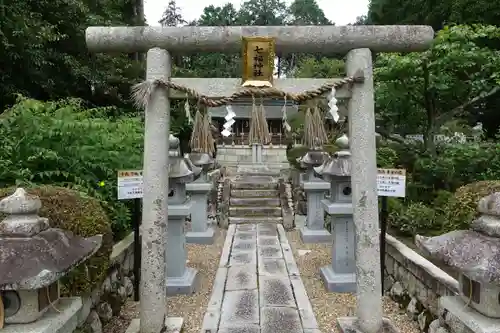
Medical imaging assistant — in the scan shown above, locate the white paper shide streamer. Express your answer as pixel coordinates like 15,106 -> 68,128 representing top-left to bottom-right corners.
184,100 -> 193,124
328,87 -> 339,122
281,99 -> 291,132
222,105 -> 236,137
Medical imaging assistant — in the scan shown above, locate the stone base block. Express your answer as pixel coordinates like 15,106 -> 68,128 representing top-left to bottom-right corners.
439,296 -> 500,333
337,317 -> 400,333
125,317 -> 183,333
2,297 -> 82,333
320,266 -> 356,293
299,227 -> 331,244
167,267 -> 199,295
186,227 -> 215,244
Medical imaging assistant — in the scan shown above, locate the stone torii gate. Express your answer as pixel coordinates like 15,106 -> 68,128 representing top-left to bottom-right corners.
86,25 -> 433,333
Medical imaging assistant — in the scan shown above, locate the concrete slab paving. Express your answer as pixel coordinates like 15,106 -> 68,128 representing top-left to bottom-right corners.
202,204 -> 320,332
227,265 -> 258,290
261,307 -> 303,333
258,258 -> 288,276
259,276 -> 296,307
220,289 -> 260,327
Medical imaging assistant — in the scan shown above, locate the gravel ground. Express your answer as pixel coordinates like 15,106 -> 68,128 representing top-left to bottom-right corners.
286,230 -> 420,333
103,227 -> 226,333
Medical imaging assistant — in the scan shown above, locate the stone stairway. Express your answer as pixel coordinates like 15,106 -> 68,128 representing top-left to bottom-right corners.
228,175 -> 283,225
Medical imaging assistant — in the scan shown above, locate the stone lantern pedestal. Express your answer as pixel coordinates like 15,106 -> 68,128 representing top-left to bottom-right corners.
185,152 -> 215,245
416,191 -> 500,333
299,150 -> 331,244
0,188 -> 102,332
166,136 -> 198,295
317,135 -> 356,293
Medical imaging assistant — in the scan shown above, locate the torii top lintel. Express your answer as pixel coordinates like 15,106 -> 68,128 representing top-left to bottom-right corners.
85,25 -> 434,54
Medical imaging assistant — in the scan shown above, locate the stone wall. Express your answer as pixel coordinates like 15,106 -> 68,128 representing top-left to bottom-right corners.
207,168 -> 224,217
218,177 -> 231,229
216,144 -> 288,164
77,232 -> 136,333
289,168 -> 307,215
384,234 -> 459,332
278,178 -> 294,229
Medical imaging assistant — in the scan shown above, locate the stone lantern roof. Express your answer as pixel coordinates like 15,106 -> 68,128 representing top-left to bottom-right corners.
300,150 -> 329,169
0,188 -> 102,290
168,135 -> 194,183
314,134 -> 351,178
416,230 -> 500,284
187,152 -> 214,169
416,191 -> 500,285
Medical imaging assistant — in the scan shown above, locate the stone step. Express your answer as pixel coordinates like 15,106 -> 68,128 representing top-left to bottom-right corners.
230,189 -> 278,198
229,206 -> 282,217
231,181 -> 277,190
230,197 -> 280,206
228,216 -> 283,224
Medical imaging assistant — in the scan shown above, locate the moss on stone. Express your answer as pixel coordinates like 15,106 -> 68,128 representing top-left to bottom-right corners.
443,180 -> 500,231
0,185 -> 113,296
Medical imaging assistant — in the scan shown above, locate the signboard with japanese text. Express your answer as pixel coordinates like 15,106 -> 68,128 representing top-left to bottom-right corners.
241,36 -> 275,87
117,170 -> 143,200
377,168 -> 406,198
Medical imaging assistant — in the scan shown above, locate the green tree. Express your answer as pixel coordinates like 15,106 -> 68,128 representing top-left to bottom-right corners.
159,0 -> 186,26
293,58 -> 345,78
288,0 -> 330,25
0,0 -> 142,110
367,0 -> 500,30
375,25 -> 500,152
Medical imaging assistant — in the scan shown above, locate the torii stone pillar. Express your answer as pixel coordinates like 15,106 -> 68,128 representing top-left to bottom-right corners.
138,48 -> 170,333
85,25 -> 434,333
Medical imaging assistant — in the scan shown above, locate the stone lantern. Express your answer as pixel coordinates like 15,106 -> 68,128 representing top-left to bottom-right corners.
0,188 -> 102,331
185,152 -> 215,245
317,135 -> 356,293
416,192 -> 500,332
299,149 -> 330,244
166,135 -> 198,295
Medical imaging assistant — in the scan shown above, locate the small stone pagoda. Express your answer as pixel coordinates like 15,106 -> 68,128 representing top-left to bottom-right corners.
186,152 -> 215,244
298,148 -> 330,243
0,188 -> 102,330
416,192 -> 500,331
166,135 -> 199,295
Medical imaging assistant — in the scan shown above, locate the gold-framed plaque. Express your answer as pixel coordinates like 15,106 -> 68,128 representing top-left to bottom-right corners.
241,36 -> 276,88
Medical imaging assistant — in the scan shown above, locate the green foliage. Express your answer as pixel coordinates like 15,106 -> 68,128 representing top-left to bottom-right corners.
376,146 -> 399,168
0,97 -> 143,239
367,0 -> 500,30
442,180 -> 500,231
388,202 -> 443,236
0,185 -> 113,296
0,0 -> 143,110
293,58 -> 345,78
381,140 -> 500,236
374,25 -> 500,150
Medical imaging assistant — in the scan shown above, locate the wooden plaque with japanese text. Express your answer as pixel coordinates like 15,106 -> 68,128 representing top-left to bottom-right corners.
241,36 -> 276,87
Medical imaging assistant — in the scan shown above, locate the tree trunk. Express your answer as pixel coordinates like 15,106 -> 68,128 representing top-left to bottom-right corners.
422,62 -> 437,154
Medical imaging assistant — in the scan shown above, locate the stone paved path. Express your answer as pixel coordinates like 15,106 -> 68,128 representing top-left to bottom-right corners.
201,223 -> 321,333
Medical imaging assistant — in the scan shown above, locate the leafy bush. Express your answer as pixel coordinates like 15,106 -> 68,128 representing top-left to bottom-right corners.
0,97 -> 144,240
442,180 -> 500,231
0,186 -> 113,296
388,202 -> 443,236
413,143 -> 500,193
376,146 -> 399,168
